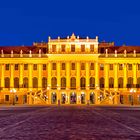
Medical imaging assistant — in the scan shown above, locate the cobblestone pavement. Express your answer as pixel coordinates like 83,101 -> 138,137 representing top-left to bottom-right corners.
0,105 -> 140,140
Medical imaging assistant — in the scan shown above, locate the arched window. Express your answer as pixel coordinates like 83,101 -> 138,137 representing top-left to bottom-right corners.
51,77 -> 57,89
100,77 -> 104,88
90,77 -> 95,89
33,77 -> 38,88
42,77 -> 47,88
127,77 -> 133,88
109,77 -> 114,88
61,77 -> 66,89
14,77 -> 19,88
118,77 -> 123,88
23,77 -> 28,88
71,77 -> 76,89
137,77 -> 140,88
5,77 -> 10,88
80,77 -> 86,89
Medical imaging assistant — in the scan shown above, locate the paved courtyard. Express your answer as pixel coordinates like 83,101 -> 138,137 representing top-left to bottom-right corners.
0,105 -> 140,140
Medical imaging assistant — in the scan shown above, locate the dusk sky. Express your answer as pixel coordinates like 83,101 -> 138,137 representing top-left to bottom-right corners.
0,0 -> 140,46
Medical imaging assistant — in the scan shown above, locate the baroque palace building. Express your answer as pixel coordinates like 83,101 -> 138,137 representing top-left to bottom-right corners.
0,33 -> 140,105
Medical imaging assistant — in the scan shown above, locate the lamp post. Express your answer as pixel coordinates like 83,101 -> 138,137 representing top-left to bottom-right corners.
130,88 -> 136,105
10,88 -> 16,105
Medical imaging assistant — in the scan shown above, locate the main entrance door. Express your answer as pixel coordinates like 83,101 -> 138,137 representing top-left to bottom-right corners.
70,92 -> 76,104
81,92 -> 85,104
61,93 -> 66,104
51,92 -> 57,104
90,92 -> 95,104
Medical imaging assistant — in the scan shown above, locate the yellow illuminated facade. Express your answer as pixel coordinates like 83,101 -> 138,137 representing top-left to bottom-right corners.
0,33 -> 140,105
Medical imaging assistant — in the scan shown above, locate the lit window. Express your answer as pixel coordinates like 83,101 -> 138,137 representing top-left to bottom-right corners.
52,45 -> 56,52
24,64 -> 28,70
90,63 -> 94,70
62,63 -> 65,70
52,63 -> 56,70
43,64 -> 47,70
81,63 -> 85,70
119,64 -> 123,70
90,45 -> 94,52
33,64 -> 37,70
71,45 -> 75,52
61,45 -> 65,52
81,45 -> 85,52
100,64 -> 104,70
5,64 -> 10,71
71,63 -> 75,70
15,64 -> 19,70
128,64 -> 132,70
109,64 -> 113,70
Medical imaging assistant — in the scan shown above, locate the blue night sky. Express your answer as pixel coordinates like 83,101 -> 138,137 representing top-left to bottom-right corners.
0,0 -> 140,46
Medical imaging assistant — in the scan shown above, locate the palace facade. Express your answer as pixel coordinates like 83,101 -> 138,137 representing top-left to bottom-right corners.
0,33 -> 140,105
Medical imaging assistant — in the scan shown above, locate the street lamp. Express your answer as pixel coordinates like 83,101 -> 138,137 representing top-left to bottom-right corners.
10,88 -> 16,105
130,88 -> 136,105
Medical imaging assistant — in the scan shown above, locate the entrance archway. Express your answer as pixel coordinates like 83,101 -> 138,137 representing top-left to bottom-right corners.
70,92 -> 76,104
51,92 -> 57,104
90,92 -> 95,104
81,92 -> 85,104
61,93 -> 66,104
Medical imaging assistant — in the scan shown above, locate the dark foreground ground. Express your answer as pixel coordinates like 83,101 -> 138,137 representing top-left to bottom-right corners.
0,105 -> 140,140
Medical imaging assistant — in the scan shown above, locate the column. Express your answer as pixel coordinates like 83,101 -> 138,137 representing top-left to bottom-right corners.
38,64 -> 42,89
29,64 -> 33,90
19,64 -> 23,88
114,63 -> 118,89
10,64 -> 14,89
57,62 -> 61,104
86,62 -> 90,103
95,62 -> 99,87
48,62 -> 51,104
1,64 -> 4,89
133,63 -> 137,87
123,63 -> 127,89
105,63 -> 109,89
76,62 -> 80,104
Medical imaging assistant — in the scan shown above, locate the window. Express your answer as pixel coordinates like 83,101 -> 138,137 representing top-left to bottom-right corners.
23,77 -> 28,88
81,63 -> 85,70
43,64 -> 47,70
52,63 -> 56,70
100,77 -> 104,88
90,63 -> 94,70
100,64 -> 104,70
70,77 -> 76,89
5,77 -> 10,88
138,64 -> 140,70
109,64 -> 113,70
61,77 -> 66,89
5,95 -> 9,101
71,45 -> 75,52
109,77 -> 114,88
5,64 -> 10,70
15,64 -> 19,70
119,64 -> 123,70
128,64 -> 132,70
42,77 -> 47,88
51,77 -> 57,89
90,45 -> 94,52
62,63 -> 66,70
14,77 -> 19,88
118,77 -> 123,88
90,77 -> 95,89
71,63 -> 75,70
33,77 -> 38,88
127,77 -> 133,88
80,77 -> 86,89
81,45 -> 85,52
61,45 -> 65,52
24,64 -> 28,70
52,45 -> 56,52
33,64 -> 37,70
